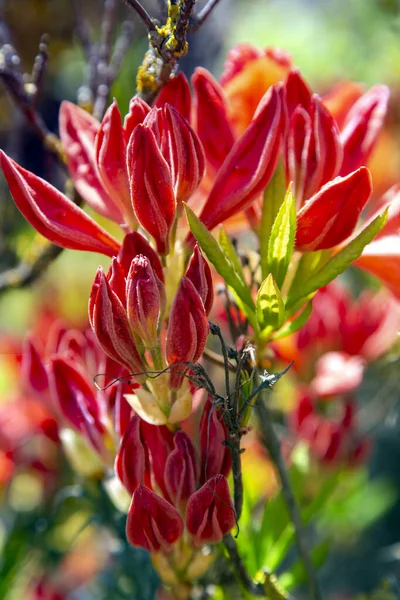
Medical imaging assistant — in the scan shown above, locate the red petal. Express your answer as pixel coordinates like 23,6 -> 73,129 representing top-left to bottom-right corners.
192,67 -> 235,172
296,167 -> 372,251
0,151 -> 120,257
154,72 -> 192,122
197,84 -> 284,231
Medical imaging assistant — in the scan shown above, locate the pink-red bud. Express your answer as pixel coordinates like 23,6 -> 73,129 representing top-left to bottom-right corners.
164,431 -> 199,509
126,255 -> 166,348
115,415 -> 151,495
166,277 -> 209,389
199,397 -> 232,483
186,475 -> 235,547
126,485 -> 184,552
185,244 -> 214,315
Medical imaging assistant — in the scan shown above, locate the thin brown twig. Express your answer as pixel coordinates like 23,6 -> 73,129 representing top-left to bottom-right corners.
123,0 -> 156,30
223,534 -> 266,597
190,0 -> 222,31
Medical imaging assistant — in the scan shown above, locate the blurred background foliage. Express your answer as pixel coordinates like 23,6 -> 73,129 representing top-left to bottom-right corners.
1,1 -> 400,599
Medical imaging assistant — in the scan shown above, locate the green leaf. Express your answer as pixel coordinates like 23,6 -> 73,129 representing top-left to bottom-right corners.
271,301 -> 312,340
256,274 -> 285,335
219,227 -> 246,283
267,187 -> 297,288
260,161 -> 286,280
184,204 -> 255,312
286,210 -> 388,311
287,250 -> 332,301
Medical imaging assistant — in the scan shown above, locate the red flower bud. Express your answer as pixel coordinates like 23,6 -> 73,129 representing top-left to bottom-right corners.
95,99 -> 132,223
140,422 -> 174,501
144,105 -> 205,203
115,415 -> 151,495
192,67 -> 235,172
0,151 -> 120,257
340,85 -> 390,176
286,96 -> 343,204
154,72 -> 192,123
285,69 -> 312,116
90,268 -> 144,375
185,244 -> 214,315
117,232 -> 164,282
166,277 -> 209,389
126,485 -> 184,552
123,97 -> 150,142
199,397 -> 231,483
126,255 -> 166,348
48,357 -> 105,453
107,257 -> 127,305
165,431 -> 199,508
296,167 -> 373,251
59,101 -> 123,223
128,124 -> 176,254
197,84 -> 284,231
186,474 -> 235,547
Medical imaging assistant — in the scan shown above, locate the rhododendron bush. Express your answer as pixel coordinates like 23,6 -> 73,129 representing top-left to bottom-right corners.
0,1 -> 399,599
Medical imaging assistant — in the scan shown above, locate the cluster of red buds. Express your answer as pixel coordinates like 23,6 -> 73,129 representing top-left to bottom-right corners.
117,397 -> 233,585
89,232 -> 212,424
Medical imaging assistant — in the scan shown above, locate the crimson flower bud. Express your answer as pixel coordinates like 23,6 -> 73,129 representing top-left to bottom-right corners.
286,95 -> 343,204
59,101 -> 123,223
185,244 -> 214,315
166,277 -> 209,389
128,124 -> 176,255
285,69 -> 312,116
89,268 -> 144,375
143,105 -> 206,203
164,431 -> 199,509
192,67 -> 235,172
107,257 -> 127,304
199,397 -> 231,483
48,357 -> 105,453
126,485 -> 184,552
117,232 -> 164,282
123,97 -> 150,142
296,167 -> 373,251
186,475 -> 236,547
126,255 -> 166,348
0,151 -> 120,257
95,98 -> 132,223
154,72 -> 192,123
115,415 -> 151,495
140,421 -> 174,501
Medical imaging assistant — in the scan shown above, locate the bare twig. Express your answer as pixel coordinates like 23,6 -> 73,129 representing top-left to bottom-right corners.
190,0 -> 222,31
0,43 -> 64,161
123,0 -> 156,30
31,34 -> 50,107
256,393 -> 323,600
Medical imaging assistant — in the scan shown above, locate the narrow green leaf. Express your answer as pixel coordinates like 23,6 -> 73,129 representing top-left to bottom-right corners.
219,227 -> 246,283
271,301 -> 312,340
260,161 -> 286,280
267,188 -> 297,288
184,204 -> 255,311
279,541 -> 330,590
286,210 -> 388,311
287,249 -> 332,301
256,274 -> 285,334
